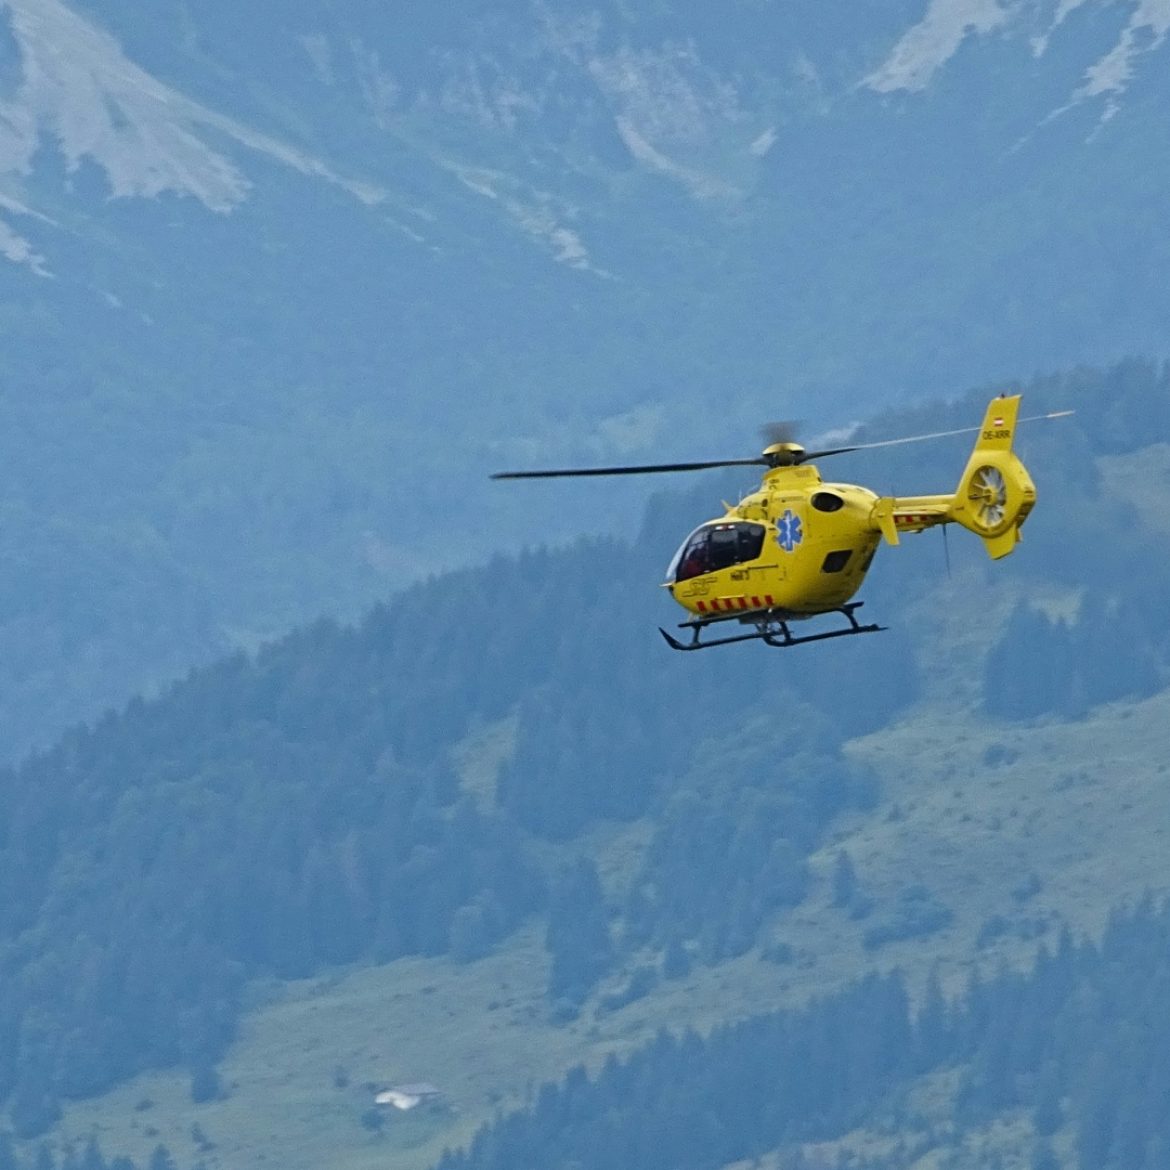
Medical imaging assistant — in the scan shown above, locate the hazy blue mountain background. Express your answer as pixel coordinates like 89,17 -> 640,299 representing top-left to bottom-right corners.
2,0 -> 1170,757
1,3 -> 1170,1168
0,361 -> 1167,1170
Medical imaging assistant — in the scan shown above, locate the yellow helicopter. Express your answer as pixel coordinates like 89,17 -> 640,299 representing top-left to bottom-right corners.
493,395 -> 1072,651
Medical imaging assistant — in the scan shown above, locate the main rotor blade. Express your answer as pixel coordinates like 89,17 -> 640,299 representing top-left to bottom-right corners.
798,410 -> 1075,463
492,457 -> 769,480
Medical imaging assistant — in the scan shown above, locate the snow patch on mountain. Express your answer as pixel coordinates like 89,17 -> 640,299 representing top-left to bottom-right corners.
298,19 -> 771,218
613,115 -> 739,200
864,0 -> 1013,92
1074,0 -> 1170,117
1027,0 -> 1170,124
434,54 -> 543,133
352,41 -> 402,130
749,128 -> 778,158
0,0 -> 386,269
300,34 -> 335,88
0,188 -> 51,274
1031,0 -> 1092,54
195,109 -> 385,207
874,0 -> 1170,120
0,214 -> 46,274
448,162 -> 600,272
0,0 -> 250,210
586,43 -> 765,199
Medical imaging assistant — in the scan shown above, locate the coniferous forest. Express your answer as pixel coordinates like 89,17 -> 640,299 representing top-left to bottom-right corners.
442,900 -> 1170,1170
0,360 -> 1168,1167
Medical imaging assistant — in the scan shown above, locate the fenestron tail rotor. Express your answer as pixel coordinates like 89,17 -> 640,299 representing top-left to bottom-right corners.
968,465 -> 1008,530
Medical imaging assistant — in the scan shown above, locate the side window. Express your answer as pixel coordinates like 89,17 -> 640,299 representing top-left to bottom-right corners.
707,525 -> 742,572
821,549 -> 852,573
706,523 -> 766,572
668,522 -> 766,582
737,523 -> 765,562
811,492 -> 845,513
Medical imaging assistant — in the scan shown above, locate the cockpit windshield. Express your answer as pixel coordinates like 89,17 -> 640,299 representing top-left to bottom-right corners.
667,521 -> 766,583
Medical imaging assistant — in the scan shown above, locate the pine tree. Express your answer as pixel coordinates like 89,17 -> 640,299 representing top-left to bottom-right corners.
189,1062 -> 221,1104
81,1137 -> 108,1170
914,967 -> 951,1072
1032,1060 -> 1063,1136
1030,1137 -> 1059,1170
831,850 -> 858,909
449,900 -> 492,964
545,860 -> 612,1003
10,1077 -> 61,1141
0,1132 -> 18,1170
662,937 -> 692,981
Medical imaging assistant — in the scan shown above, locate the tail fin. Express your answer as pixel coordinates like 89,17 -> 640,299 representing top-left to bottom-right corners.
948,395 -> 1036,559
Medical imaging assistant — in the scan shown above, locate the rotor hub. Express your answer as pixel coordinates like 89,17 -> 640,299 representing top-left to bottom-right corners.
762,441 -> 806,467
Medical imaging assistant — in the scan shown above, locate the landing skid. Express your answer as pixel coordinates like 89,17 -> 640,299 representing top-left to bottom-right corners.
659,601 -> 885,652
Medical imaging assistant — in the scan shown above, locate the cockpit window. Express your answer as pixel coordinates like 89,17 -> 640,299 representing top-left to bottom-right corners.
667,522 -> 766,582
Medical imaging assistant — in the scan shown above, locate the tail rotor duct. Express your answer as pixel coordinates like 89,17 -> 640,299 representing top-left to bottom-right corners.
968,465 -> 1007,530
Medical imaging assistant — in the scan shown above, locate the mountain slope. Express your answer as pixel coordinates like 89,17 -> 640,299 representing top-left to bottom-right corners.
2,1 -> 1170,759
0,362 -> 1165,1166
41,681 -> 1170,1170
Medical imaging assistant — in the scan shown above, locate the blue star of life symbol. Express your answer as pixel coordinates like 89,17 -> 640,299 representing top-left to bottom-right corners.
776,509 -> 803,552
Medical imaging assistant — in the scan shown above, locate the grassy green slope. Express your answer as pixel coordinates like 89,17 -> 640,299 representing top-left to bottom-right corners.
719,1073 -> 1064,1170
44,554 -> 1170,1170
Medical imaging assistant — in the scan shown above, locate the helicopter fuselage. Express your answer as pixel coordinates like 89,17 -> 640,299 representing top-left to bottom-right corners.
665,464 -> 886,620
494,392 -> 1050,648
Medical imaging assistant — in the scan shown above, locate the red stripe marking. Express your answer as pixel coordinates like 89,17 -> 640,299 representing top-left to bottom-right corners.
751,596 -> 761,608
765,594 -> 774,606
738,597 -> 748,609
697,600 -> 707,612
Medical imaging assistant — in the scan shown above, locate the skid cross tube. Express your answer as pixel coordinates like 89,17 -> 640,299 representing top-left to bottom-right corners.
659,601 -> 885,652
